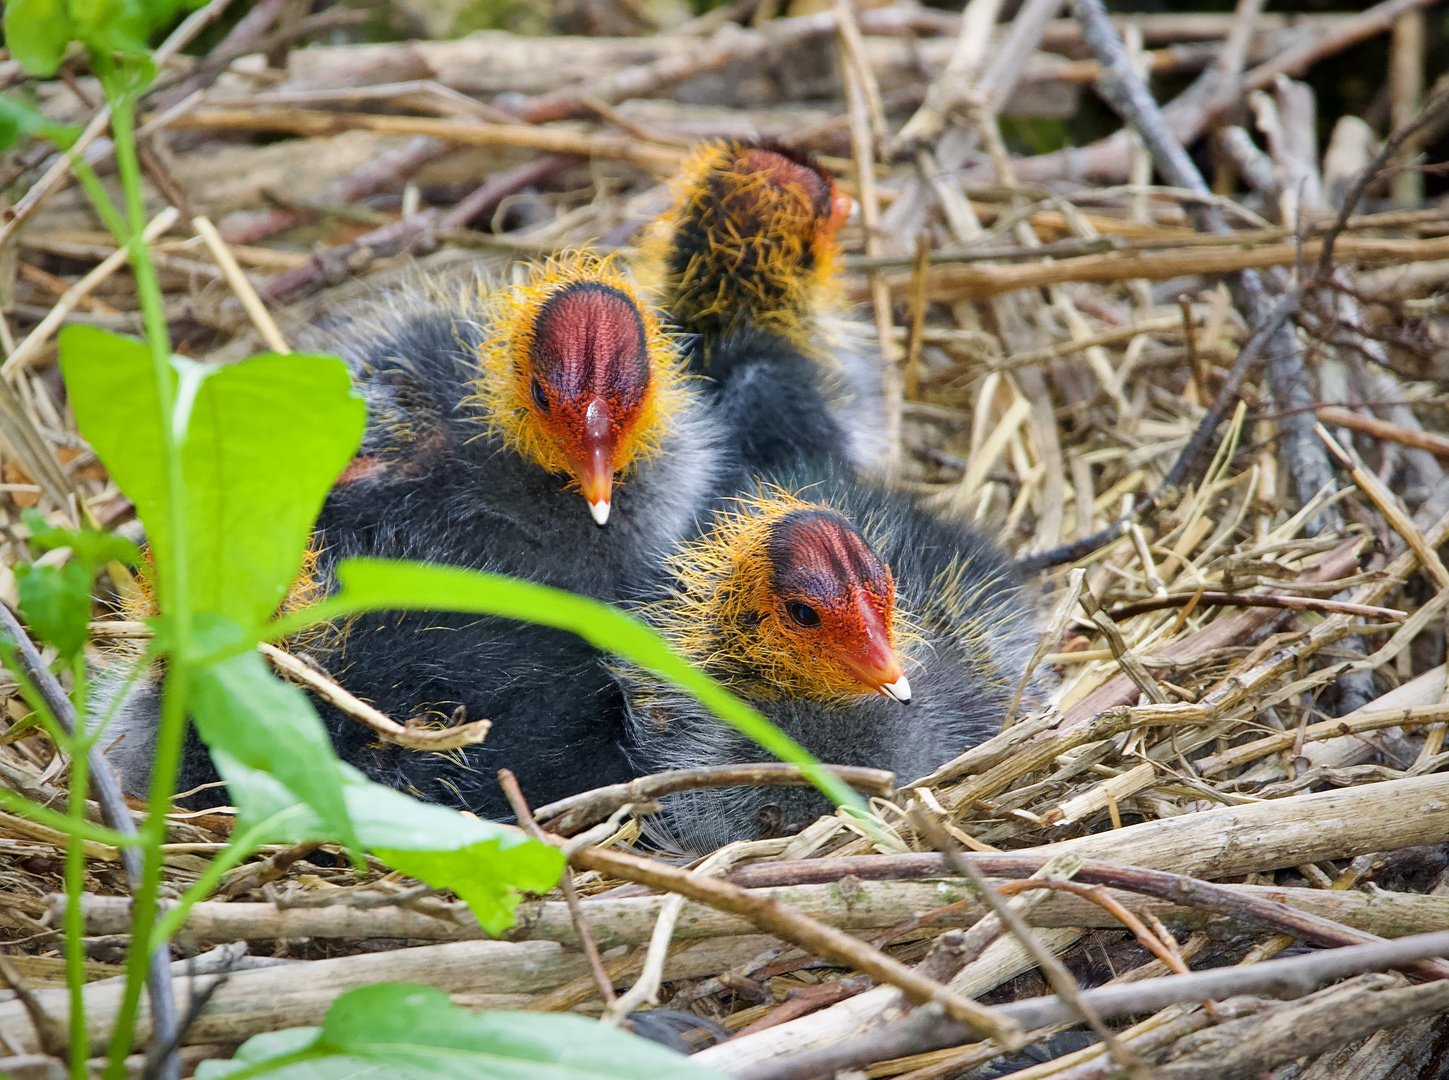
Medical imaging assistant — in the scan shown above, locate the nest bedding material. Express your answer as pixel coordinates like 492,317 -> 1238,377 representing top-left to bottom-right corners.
5,0 -> 1449,1076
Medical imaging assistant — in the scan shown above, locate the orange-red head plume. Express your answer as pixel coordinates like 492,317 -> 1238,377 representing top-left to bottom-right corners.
652,488 -> 915,705
472,253 -> 684,524
642,140 -> 850,355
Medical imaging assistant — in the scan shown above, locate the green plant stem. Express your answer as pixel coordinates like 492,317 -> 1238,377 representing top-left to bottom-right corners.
65,655 -> 89,1080
67,158 -> 129,249
99,82 -> 195,1080
0,639 -> 74,751
149,809 -> 303,950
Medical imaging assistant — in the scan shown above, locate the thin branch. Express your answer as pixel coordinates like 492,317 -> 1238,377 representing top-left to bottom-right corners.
1317,79 -> 1449,275
1105,592 -> 1406,623
740,932 -> 1449,1080
1018,290 -> 1297,573
0,602 -> 181,1077
498,770 -> 616,1009
533,764 -> 894,837
910,812 -> 1147,1079
259,644 -> 491,752
566,843 -> 1023,1045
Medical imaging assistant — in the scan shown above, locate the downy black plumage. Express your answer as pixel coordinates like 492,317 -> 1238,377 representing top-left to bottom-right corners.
619,142 -> 1042,852
620,464 -> 1039,853
103,255 -> 726,820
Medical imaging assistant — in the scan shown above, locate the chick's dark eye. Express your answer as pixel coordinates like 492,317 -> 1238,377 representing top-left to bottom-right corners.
786,601 -> 820,628
530,378 -> 550,414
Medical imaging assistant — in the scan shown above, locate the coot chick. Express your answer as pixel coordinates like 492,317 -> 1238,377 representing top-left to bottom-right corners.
620,473 -> 1038,853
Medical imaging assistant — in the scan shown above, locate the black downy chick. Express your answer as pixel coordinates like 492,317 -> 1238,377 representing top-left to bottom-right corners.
103,254 -> 726,820
616,144 -> 1043,851
620,472 -> 1039,853
640,140 -> 884,477
314,252 -> 720,596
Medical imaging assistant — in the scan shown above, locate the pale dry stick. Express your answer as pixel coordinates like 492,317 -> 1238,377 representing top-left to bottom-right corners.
497,770 -> 616,1011
992,314 -> 1190,371
831,0 -> 888,149
534,764 -> 895,837
1318,79 -> 1449,276
833,0 -> 903,477
0,953 -> 67,1056
63,875 -> 1449,947
2,208 -> 180,379
0,0 -> 236,248
1314,406 -> 1449,457
566,842 -> 1022,1044
909,710 -> 1061,790
882,0 -> 1063,239
191,216 -> 290,355
1130,975 -> 1449,1080
1105,592 -> 1407,622
995,876 -> 1188,976
891,0 -> 1004,150
602,840 -> 768,1024
911,812 -> 1149,1080
1196,697 -> 1449,776
1316,422 -> 1449,589
1080,588 -> 1172,705
1003,568 -> 1084,729
257,643 -> 489,752
903,233 -> 931,400
864,233 -> 1449,302
1129,524 -> 1165,596
161,108 -> 687,174
745,938 -> 1449,1080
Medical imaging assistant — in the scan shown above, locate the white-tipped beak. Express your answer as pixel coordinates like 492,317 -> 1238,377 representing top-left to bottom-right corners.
589,499 -> 611,526
879,675 -> 912,704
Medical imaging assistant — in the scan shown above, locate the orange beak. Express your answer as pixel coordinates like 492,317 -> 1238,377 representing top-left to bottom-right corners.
842,589 -> 911,704
570,396 -> 615,526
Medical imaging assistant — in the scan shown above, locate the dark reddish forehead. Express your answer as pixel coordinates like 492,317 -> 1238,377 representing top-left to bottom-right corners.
737,149 -> 834,222
529,282 -> 650,405
767,509 -> 891,601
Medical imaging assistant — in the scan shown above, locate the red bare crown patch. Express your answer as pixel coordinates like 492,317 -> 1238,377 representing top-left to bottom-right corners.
767,509 -> 893,606
738,149 -> 836,222
529,282 -> 651,408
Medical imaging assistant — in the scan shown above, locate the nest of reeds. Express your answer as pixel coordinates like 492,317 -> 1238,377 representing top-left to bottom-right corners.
4,0 -> 1449,1076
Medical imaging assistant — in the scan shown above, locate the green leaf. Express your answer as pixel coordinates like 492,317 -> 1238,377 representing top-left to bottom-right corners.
15,560 -> 92,660
214,755 -> 563,935
269,559 -> 870,818
2,0 -> 75,77
196,984 -> 729,1080
177,351 -> 363,631
60,330 -> 364,635
22,508 -> 141,571
188,616 -> 357,854
12,510 -> 140,661
376,843 -> 562,938
0,96 -> 82,153
58,325 -> 173,585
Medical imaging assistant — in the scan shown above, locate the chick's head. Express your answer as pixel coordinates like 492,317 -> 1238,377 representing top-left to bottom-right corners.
473,252 -> 684,525
646,141 -> 851,354
660,488 -> 913,705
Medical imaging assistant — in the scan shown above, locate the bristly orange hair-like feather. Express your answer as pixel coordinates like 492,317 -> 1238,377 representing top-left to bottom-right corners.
639,141 -> 846,358
114,539 -> 331,662
466,251 -> 688,483
643,486 -> 919,705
